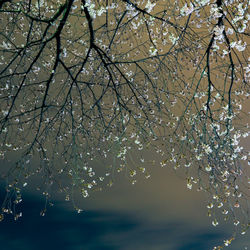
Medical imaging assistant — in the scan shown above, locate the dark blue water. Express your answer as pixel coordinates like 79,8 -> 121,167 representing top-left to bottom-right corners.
0,191 -> 231,250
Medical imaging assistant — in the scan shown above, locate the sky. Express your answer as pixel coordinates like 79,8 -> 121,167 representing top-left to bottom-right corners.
0,165 -> 249,250
0,2 -> 249,249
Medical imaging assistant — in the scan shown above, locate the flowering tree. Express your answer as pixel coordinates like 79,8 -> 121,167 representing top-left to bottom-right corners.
0,0 -> 249,247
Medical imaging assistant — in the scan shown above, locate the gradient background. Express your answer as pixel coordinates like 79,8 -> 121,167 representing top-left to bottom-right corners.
0,165 -> 249,250
0,2 -> 249,249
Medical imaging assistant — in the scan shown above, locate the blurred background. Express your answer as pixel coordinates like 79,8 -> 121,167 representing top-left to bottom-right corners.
0,164 -> 249,250
0,1 -> 249,249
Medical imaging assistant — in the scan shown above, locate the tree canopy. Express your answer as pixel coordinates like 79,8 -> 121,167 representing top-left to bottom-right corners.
0,0 -> 249,248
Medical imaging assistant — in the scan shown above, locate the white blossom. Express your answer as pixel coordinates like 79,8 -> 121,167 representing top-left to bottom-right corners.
145,1 -> 156,13
180,3 -> 194,16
